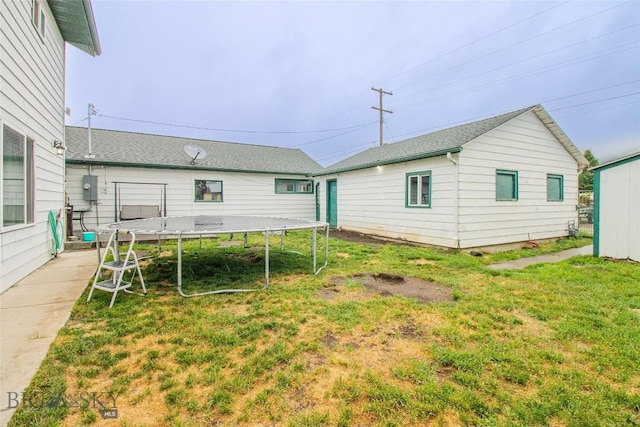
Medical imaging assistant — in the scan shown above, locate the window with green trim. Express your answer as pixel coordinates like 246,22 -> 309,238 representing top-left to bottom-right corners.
496,170 -> 518,201
406,171 -> 431,208
547,174 -> 563,201
275,179 -> 313,194
195,180 -> 223,202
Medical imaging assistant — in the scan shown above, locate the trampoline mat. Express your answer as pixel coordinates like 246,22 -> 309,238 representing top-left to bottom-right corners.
96,215 -> 326,235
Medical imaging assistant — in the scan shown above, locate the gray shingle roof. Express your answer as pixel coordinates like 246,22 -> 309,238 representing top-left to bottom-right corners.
64,127 -> 323,175
318,106 -> 533,175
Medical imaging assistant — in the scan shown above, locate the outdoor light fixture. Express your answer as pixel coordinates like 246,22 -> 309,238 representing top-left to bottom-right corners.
52,140 -> 66,156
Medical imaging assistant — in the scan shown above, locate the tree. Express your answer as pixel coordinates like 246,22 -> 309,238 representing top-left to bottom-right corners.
579,149 -> 600,192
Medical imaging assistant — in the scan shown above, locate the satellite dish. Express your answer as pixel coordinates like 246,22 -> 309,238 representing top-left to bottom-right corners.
184,144 -> 207,165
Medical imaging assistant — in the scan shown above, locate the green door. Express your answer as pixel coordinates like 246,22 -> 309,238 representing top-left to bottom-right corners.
315,183 -> 320,221
326,180 -> 337,227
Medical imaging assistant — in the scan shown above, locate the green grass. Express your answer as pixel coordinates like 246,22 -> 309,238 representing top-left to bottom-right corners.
8,232 -> 639,426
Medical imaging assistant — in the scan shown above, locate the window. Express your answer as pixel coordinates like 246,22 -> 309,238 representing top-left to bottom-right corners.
2,125 -> 35,226
275,179 -> 313,194
547,174 -> 564,201
32,0 -> 45,39
496,170 -> 518,201
195,180 -> 223,202
406,171 -> 431,208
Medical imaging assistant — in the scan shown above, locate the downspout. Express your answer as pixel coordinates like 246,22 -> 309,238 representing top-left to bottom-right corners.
447,152 -> 460,249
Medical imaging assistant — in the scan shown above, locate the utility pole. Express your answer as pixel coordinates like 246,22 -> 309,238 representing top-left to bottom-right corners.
85,103 -> 97,159
371,87 -> 392,146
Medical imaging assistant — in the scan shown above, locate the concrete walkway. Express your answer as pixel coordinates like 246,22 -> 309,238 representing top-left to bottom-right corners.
487,245 -> 593,270
0,249 -> 98,426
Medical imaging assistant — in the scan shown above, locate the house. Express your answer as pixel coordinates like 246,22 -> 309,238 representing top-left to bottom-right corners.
1,0 -> 100,293
591,152 -> 640,262
313,105 -> 589,249
63,126 -> 323,230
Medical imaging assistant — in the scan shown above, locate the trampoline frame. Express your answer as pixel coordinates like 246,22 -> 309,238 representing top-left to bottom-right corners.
96,215 -> 329,298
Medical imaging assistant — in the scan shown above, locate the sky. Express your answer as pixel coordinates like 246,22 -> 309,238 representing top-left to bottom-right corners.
65,1 -> 640,167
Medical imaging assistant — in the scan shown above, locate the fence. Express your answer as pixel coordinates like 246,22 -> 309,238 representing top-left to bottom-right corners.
578,192 -> 594,237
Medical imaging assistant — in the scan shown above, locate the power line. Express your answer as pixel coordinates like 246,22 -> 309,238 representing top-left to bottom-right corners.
391,25 -> 639,109
293,121 -> 376,148
554,100 -> 639,120
94,113 -> 377,135
393,43 -> 639,113
388,93 -> 640,143
548,92 -> 640,112
304,2 -> 634,130
394,2 -> 632,94
380,1 -> 572,87
294,1 -> 572,129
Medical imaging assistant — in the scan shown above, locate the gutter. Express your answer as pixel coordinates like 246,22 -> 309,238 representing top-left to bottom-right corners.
65,159 -> 316,176
313,147 -> 463,177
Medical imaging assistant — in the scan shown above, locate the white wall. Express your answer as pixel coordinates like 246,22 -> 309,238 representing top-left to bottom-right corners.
1,1 -> 66,293
597,158 -> 640,261
317,157 -> 459,247
457,111 -> 580,248
65,165 -> 317,231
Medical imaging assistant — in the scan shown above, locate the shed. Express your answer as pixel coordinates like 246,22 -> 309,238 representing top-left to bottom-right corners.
591,152 -> 640,261
313,105 -> 589,249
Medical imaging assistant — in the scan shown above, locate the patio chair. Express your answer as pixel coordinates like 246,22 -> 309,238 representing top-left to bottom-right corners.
87,230 -> 147,308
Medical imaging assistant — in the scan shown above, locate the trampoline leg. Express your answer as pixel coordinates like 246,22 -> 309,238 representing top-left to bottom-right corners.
312,227 -> 317,273
315,226 -> 329,275
265,231 -> 270,289
177,235 -> 184,297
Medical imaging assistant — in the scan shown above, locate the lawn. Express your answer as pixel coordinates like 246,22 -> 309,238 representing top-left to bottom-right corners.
9,232 -> 639,426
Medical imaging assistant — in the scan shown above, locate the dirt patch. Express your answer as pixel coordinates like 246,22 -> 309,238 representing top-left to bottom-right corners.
318,286 -> 340,300
408,258 -> 436,265
330,229 -> 392,245
326,274 -> 453,304
322,331 -> 339,349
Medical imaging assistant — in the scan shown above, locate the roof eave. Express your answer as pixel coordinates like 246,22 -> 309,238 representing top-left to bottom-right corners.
531,105 -> 588,170
49,0 -> 101,56
589,152 -> 640,172
313,147 -> 462,177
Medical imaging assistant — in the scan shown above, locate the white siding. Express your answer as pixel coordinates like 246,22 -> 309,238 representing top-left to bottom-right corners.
318,157 -> 459,247
1,1 -> 66,293
65,165 -> 316,232
457,111 -> 580,248
597,158 -> 640,261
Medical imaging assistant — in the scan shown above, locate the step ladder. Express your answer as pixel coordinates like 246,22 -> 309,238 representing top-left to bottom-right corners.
87,230 -> 147,308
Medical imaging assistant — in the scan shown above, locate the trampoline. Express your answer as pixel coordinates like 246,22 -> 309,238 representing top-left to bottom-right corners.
95,215 -> 329,297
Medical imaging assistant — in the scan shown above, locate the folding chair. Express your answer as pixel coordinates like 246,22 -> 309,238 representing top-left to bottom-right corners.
87,230 -> 147,308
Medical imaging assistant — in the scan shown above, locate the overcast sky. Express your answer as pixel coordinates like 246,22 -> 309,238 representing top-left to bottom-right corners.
65,0 -> 640,166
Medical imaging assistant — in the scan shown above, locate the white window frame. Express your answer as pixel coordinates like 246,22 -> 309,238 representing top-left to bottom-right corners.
2,123 -> 36,229
32,0 -> 46,40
